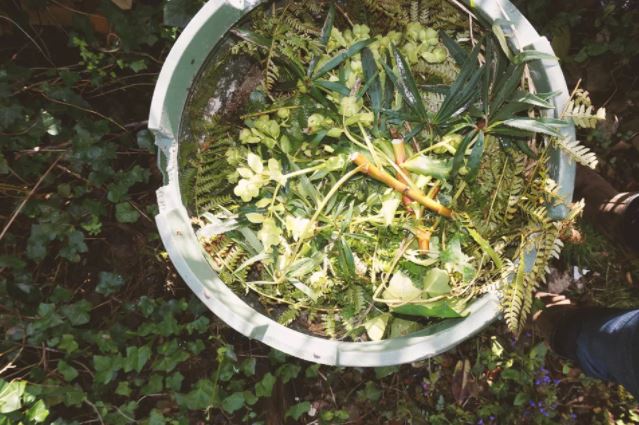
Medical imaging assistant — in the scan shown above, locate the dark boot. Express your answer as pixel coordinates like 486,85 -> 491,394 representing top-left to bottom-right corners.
574,165 -> 639,251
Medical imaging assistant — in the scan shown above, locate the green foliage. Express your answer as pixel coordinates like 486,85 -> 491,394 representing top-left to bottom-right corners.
2,0 -> 638,424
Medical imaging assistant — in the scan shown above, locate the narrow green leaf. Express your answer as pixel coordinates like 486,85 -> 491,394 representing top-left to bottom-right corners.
231,28 -> 271,49
439,30 -> 467,65
465,225 -> 503,269
451,130 -> 477,181
314,80 -> 351,96
338,237 -> 356,278
513,50 -> 558,64
513,139 -> 538,159
361,47 -> 382,114
502,118 -> 564,137
307,4 -> 336,77
492,21 -> 513,60
466,130 -> 484,181
403,155 -> 452,179
390,44 -> 428,119
313,38 -> 374,79
490,63 -> 524,114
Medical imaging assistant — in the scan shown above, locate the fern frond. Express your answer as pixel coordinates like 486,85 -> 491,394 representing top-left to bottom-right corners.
323,312 -> 337,339
564,101 -> 606,129
552,137 -> 598,169
278,306 -> 300,325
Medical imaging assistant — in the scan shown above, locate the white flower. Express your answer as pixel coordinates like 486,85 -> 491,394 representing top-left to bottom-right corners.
285,215 -> 313,241
258,218 -> 282,251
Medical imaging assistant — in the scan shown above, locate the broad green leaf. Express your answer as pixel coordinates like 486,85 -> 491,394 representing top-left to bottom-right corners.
0,380 -> 26,413
26,399 -> 49,423
392,299 -> 467,318
222,392 -> 245,414
124,345 -> 151,373
389,44 -> 428,119
255,373 -> 276,398
382,271 -> 422,302
403,155 -> 452,180
286,401 -> 311,420
57,360 -> 79,381
115,202 -> 140,223
389,317 -> 422,338
363,313 -> 391,341
380,193 -> 401,226
96,272 -> 125,295
313,38 -> 374,79
422,268 -> 451,297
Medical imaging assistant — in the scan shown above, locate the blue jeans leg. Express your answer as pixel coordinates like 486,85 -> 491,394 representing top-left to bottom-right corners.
575,309 -> 639,399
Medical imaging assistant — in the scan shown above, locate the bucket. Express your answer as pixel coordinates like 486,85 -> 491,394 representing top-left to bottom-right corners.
149,0 -> 576,366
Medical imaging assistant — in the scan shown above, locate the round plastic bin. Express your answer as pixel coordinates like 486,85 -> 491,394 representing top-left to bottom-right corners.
149,0 -> 576,366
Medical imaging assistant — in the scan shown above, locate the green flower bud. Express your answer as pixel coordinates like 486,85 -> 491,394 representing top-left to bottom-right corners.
353,24 -> 370,40
422,46 -> 447,63
406,22 -> 423,41
297,79 -> 308,93
276,108 -> 290,119
340,96 -> 363,117
442,133 -> 463,149
308,113 -> 326,132
403,42 -> 420,65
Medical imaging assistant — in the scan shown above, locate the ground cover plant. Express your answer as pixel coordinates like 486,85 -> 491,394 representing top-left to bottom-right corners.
1,0 -> 638,423
184,0 -> 599,339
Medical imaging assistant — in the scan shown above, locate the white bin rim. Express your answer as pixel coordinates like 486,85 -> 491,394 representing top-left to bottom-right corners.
149,0 -> 576,366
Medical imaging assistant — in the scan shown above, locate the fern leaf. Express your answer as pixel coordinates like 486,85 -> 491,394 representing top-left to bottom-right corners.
552,138 -> 598,169
564,101 -> 606,129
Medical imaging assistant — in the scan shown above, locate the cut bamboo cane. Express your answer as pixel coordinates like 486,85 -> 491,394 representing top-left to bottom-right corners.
351,153 -> 453,218
391,138 -> 414,208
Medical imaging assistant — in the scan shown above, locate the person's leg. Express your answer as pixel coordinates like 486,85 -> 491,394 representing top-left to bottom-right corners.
574,309 -> 639,399
533,167 -> 639,397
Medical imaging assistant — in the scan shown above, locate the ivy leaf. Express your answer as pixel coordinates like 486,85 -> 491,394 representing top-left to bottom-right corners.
96,272 -> 125,295
93,355 -> 122,384
422,268 -> 451,297
61,300 -> 92,326
124,345 -> 152,373
57,360 -> 79,382
222,392 -> 245,414
255,373 -> 276,398
0,379 -> 26,413
26,399 -> 49,423
286,401 -> 311,420
276,364 -> 301,384
115,202 -> 140,223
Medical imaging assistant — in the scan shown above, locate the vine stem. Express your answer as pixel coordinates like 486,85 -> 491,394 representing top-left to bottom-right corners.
284,165 -> 365,274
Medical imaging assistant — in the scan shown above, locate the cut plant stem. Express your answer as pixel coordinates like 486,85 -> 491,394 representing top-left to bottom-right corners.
391,138 -> 413,208
414,227 -> 432,251
351,153 -> 453,218
427,183 -> 441,199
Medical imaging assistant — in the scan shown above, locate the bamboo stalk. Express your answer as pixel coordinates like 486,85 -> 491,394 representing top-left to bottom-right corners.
391,138 -> 414,209
351,153 -> 453,218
